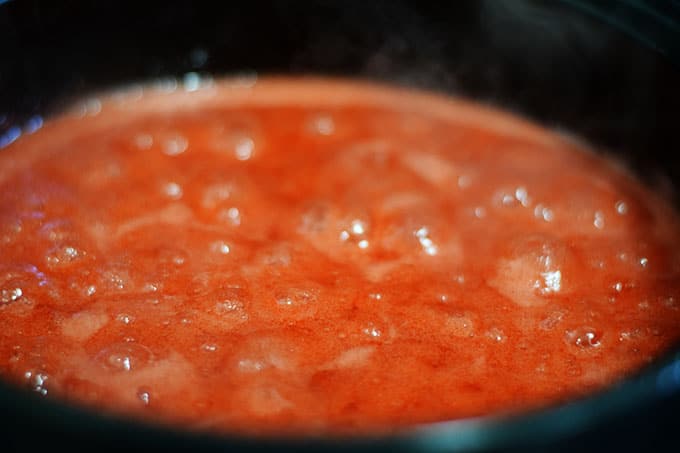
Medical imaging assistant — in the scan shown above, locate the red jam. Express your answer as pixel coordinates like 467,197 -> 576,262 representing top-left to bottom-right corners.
1,77 -> 679,436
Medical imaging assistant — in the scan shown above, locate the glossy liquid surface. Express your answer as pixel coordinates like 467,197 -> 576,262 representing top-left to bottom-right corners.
1,78 -> 679,435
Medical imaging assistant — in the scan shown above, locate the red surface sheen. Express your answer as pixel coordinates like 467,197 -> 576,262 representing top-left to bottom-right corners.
0,78 -> 679,436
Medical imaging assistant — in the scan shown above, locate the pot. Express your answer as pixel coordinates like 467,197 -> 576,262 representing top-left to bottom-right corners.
1,1 -> 679,451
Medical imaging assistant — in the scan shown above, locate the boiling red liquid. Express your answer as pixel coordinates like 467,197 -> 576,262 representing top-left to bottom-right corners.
1,78 -> 679,436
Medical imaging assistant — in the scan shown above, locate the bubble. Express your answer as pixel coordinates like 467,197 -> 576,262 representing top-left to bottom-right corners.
593,211 -> 605,229
45,245 -> 83,268
201,183 -> 233,209
540,270 -> 562,294
515,187 -> 530,207
490,237 -> 569,307
214,298 -> 249,324
24,371 -> 49,396
474,207 -> 487,219
162,182 -> 183,200
1,286 -> 23,305
534,204 -> 554,222
153,77 -> 179,93
76,98 -> 102,117
276,297 -> 293,306
133,133 -> 153,150
24,115 -> 43,134
234,137 -> 254,161
162,134 -> 188,156
226,71 -> 258,89
339,218 -> 371,250
495,190 -> 518,207
565,328 -> 602,349
201,343 -> 218,352
662,296 -> 678,310
183,72 -> 202,92
39,219 -> 76,243
96,343 -> 153,372
116,313 -> 134,325
615,200 -> 628,215
238,359 -> 267,373
457,174 -> 472,189
276,288 -> 318,307
0,267 -> 48,305
362,324 -> 382,338
619,328 -> 643,342
619,331 -> 632,341
1,218 -> 23,245
214,207 -> 241,227
110,354 -> 131,371
501,196 -> 514,207
351,220 -> 366,235
309,114 -> 335,136
216,299 -> 245,313
266,286 -> 321,322
137,387 -> 152,406
143,283 -> 159,293
0,126 -> 21,148
210,240 -> 231,255
158,248 -> 187,267
486,327 -> 506,342
415,226 -> 438,256
99,269 -> 130,292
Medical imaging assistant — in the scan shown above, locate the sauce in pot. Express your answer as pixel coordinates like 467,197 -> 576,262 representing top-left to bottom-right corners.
1,77 -> 679,435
